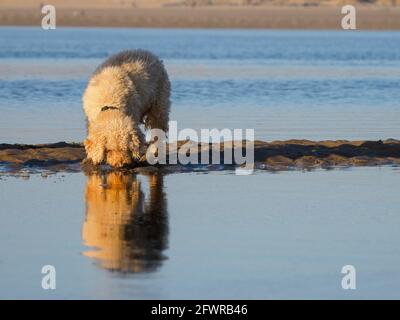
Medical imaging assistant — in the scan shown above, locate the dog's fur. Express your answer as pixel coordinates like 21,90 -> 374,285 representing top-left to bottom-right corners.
83,50 -> 170,167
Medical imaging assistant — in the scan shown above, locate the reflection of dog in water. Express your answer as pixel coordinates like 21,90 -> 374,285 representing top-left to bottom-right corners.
82,171 -> 168,273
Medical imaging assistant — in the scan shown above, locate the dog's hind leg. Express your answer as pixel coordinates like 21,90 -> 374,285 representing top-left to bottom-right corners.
140,98 -> 168,163
144,91 -> 170,140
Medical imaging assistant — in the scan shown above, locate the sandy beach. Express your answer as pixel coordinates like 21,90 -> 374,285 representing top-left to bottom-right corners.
1,1 -> 400,29
1,139 -> 399,175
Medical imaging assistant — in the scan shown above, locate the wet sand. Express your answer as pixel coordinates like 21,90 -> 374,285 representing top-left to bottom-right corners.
1,139 -> 399,175
1,6 -> 400,30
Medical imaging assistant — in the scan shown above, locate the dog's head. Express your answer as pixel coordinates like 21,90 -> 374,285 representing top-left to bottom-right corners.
85,111 -> 142,168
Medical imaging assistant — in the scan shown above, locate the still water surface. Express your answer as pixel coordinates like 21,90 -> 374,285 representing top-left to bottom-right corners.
0,167 -> 400,299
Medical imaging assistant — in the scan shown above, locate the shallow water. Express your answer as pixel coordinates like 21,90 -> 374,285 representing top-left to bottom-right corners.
1,27 -> 400,300
0,167 -> 400,299
0,27 -> 399,143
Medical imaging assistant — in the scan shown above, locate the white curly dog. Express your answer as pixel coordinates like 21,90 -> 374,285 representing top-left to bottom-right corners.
83,50 -> 170,167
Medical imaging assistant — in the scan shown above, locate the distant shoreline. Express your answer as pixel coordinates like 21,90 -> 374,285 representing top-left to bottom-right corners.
1,6 -> 400,30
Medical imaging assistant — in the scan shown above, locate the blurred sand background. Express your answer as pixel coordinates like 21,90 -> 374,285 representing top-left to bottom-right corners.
0,0 -> 399,29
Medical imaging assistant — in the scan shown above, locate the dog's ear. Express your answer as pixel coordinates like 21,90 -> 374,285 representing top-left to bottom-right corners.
128,134 -> 141,161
